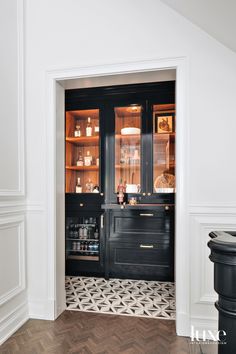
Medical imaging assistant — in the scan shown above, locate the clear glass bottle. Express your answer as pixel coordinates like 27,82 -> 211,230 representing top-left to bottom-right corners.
76,151 -> 84,166
117,178 -> 125,204
85,178 -> 94,193
75,177 -> 82,193
86,117 -> 92,137
94,122 -> 99,136
74,124 -> 81,137
84,150 -> 93,166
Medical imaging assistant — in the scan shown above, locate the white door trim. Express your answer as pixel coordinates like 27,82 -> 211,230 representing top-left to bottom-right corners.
46,57 -> 190,336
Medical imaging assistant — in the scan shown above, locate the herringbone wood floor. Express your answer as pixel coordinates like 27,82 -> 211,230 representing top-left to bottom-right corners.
0,311 -> 214,354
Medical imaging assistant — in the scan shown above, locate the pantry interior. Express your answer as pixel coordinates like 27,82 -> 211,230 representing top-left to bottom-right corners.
65,79 -> 176,284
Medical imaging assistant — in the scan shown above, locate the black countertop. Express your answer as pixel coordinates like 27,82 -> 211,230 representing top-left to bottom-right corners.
101,203 -> 174,210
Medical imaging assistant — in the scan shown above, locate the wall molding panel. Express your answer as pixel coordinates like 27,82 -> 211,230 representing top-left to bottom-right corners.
0,301 -> 28,345
0,2 -> 27,345
0,0 -> 25,198
0,215 -> 26,306
189,206 -> 236,336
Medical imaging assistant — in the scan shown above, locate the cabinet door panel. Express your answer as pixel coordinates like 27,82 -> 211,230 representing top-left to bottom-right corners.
152,104 -> 176,195
109,242 -> 173,281
110,209 -> 173,242
114,105 -> 142,194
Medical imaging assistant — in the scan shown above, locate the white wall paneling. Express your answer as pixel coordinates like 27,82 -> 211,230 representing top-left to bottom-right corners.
0,0 -> 27,345
189,206 -> 236,336
0,0 -> 25,197
0,301 -> 28,345
0,214 -> 28,344
0,215 -> 26,305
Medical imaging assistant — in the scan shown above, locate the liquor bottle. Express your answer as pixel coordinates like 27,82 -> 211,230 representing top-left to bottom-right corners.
74,124 -> 81,137
85,178 -> 94,193
94,122 -> 99,136
75,177 -> 82,193
83,226 -> 88,238
84,150 -> 93,166
76,151 -> 84,166
86,117 -> 92,137
94,227 -> 99,239
117,178 -> 125,204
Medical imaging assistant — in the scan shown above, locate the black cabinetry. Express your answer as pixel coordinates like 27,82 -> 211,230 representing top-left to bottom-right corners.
65,81 -> 175,280
104,206 -> 174,281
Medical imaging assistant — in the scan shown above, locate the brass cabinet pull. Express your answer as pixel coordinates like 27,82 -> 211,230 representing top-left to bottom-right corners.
140,244 -> 154,249
139,213 -> 154,217
147,192 -> 151,196
100,193 -> 104,196
142,192 -> 146,196
101,214 -> 104,229
79,203 -> 84,207
165,205 -> 169,210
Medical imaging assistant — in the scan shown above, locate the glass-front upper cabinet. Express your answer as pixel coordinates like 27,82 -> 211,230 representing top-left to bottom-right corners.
114,105 -> 142,194
152,104 -> 176,193
65,109 -> 100,193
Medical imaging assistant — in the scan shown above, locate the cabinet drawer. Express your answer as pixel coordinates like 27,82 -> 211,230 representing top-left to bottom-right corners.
108,241 -> 173,281
109,209 -> 174,242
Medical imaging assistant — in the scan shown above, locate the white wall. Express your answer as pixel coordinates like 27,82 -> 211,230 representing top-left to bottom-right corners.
0,0 -> 28,345
24,0 -> 236,336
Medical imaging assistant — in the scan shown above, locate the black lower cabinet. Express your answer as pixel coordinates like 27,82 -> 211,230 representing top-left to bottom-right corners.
108,240 -> 172,280
105,206 -> 174,281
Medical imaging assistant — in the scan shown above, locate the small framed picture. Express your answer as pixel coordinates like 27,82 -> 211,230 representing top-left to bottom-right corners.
155,114 -> 174,134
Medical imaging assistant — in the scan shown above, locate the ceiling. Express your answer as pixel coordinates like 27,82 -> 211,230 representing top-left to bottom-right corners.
160,0 -> 236,53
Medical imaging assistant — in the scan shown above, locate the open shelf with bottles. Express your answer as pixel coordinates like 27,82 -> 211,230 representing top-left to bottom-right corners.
65,108 -> 100,194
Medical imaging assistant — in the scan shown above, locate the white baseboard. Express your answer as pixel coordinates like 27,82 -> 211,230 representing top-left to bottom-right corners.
28,298 -> 55,320
0,302 -> 28,345
176,311 -> 190,337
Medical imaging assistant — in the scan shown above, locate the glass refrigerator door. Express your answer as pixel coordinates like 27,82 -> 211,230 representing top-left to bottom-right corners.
114,105 -> 142,194
65,108 -> 100,193
153,104 -> 176,194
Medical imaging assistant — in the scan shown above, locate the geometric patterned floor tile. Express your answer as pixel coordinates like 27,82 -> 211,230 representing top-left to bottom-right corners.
66,276 -> 175,320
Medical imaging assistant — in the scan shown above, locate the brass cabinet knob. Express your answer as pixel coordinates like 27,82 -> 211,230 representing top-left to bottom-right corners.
165,205 -> 169,211
100,193 -> 104,196
147,192 -> 151,196
79,203 -> 84,207
142,192 -> 146,196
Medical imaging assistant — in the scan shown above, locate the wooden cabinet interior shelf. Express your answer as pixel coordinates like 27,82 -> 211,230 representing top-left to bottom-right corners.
66,165 -> 99,171
66,136 -> 99,146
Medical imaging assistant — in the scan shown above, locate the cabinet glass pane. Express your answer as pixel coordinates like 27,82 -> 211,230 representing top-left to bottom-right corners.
66,216 -> 100,261
65,109 -> 100,193
114,105 -> 141,193
153,104 -> 175,193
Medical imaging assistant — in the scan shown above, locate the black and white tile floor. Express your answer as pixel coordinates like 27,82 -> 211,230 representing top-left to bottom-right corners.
65,276 -> 175,320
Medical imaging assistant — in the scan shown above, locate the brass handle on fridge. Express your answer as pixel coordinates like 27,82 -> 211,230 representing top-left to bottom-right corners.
101,214 -> 104,229
139,213 -> 154,217
140,244 -> 154,249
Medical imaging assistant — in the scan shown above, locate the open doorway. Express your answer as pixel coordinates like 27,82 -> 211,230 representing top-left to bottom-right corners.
47,59 -> 189,336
